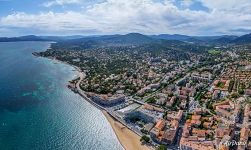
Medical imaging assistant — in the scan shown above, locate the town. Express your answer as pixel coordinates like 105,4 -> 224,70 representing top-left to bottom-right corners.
38,39 -> 251,150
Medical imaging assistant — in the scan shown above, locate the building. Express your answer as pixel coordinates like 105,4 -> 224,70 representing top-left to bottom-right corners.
166,96 -> 176,107
150,118 -> 179,145
191,71 -> 212,82
91,94 -> 125,106
180,137 -> 216,150
124,110 -> 155,123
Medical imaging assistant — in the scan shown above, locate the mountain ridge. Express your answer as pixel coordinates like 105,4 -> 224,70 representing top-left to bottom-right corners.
1,33 -> 251,45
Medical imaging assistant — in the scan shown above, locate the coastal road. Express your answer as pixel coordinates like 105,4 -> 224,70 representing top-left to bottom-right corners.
75,71 -> 106,110
74,72 -> 144,137
76,71 -> 85,89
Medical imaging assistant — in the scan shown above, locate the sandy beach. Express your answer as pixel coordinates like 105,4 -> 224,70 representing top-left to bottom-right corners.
102,111 -> 151,150
39,54 -> 150,150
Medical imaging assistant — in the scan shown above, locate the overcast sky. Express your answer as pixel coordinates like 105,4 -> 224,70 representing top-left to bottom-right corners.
1,0 -> 251,36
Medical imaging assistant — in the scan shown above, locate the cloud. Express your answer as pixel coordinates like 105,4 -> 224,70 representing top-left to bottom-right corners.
0,11 -> 96,31
179,0 -> 194,8
1,0 -> 251,36
198,0 -> 251,12
43,0 -> 82,7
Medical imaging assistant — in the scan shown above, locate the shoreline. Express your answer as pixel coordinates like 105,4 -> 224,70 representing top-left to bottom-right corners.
34,53 -> 151,150
68,64 -> 152,150
102,111 -> 151,150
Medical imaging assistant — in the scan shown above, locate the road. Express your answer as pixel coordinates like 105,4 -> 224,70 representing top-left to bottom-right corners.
75,71 -> 106,110
74,71 -> 146,140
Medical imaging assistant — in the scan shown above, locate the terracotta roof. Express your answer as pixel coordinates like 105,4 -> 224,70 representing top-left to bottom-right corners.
192,115 -> 201,120
155,119 -> 165,131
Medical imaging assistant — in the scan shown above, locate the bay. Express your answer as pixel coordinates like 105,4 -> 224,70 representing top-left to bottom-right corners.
0,42 -> 123,150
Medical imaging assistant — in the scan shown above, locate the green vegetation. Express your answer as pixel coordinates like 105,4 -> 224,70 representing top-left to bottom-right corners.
201,113 -> 212,118
208,103 -> 213,110
208,49 -> 221,55
157,145 -> 167,150
198,119 -> 206,129
195,91 -> 204,101
146,97 -> 156,104
206,133 -> 214,140
231,92 -> 239,98
216,82 -> 225,88
228,80 -> 234,92
209,110 -> 216,115
140,135 -> 150,143
140,129 -> 148,134
163,111 -> 168,119
238,88 -> 244,95
212,120 -> 218,126
186,114 -> 192,120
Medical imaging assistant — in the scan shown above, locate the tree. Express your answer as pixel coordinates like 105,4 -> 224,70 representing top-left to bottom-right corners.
228,80 -> 234,92
186,114 -> 192,120
238,88 -> 244,95
140,135 -> 150,143
157,145 -> 167,150
231,92 -> 238,98
207,102 -> 213,110
140,129 -> 148,134
146,97 -> 156,104
163,111 -> 168,119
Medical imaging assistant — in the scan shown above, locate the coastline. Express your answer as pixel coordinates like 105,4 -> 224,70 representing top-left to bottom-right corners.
33,52 -> 151,150
71,65 -> 152,150
73,69 -> 152,150
102,111 -> 150,150
68,64 -> 152,150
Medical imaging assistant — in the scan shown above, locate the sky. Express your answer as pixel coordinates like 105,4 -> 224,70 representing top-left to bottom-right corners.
1,0 -> 251,36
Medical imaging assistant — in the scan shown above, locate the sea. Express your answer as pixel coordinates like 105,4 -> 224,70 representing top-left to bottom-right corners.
0,42 -> 123,150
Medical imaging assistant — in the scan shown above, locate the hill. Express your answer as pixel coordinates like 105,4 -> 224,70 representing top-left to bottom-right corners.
50,33 -> 202,50
232,33 -> 251,44
0,35 -> 48,42
151,34 -> 191,40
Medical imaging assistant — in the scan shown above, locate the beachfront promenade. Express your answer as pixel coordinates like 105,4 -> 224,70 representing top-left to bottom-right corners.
75,71 -> 105,109
74,71 -> 145,137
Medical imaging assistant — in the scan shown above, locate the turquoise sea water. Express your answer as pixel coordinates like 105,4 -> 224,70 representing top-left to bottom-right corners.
0,42 -> 123,150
